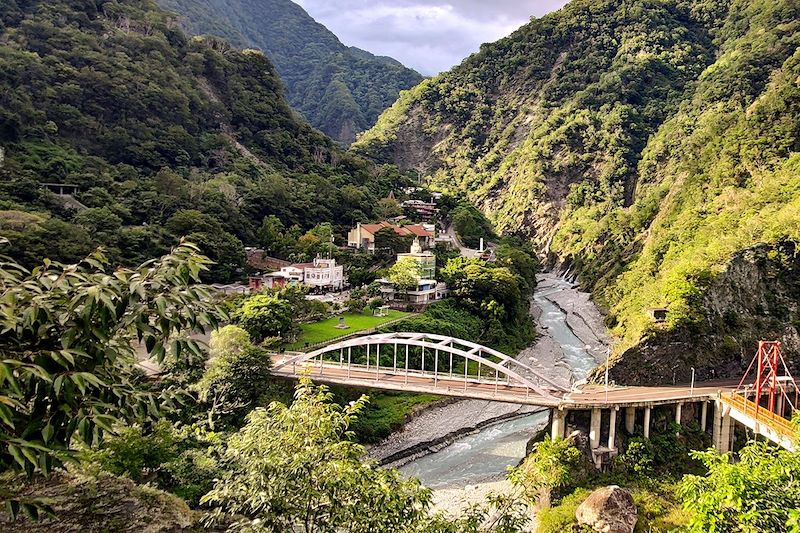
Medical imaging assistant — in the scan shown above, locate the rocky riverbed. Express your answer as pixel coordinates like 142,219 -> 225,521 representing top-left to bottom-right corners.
367,273 -> 611,513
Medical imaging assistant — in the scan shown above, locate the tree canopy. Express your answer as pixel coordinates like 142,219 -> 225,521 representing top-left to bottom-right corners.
202,378 -> 432,532
0,0 -> 412,283
156,0 -> 423,144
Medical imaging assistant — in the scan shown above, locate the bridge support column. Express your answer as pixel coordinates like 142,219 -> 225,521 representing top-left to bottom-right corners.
643,407 -> 651,439
700,401 -> 708,432
624,407 -> 635,434
608,408 -> 617,449
713,401 -> 732,454
589,408 -> 601,450
551,408 -> 566,440
675,403 -> 682,426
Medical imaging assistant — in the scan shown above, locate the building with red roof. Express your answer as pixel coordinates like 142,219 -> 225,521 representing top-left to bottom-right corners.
347,222 -> 435,252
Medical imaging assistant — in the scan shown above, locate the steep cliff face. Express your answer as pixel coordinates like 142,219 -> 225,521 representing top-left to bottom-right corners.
600,242 -> 800,385
355,0 -> 800,382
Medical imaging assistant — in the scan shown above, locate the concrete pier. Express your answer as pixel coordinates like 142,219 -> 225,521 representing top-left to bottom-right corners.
625,407 -> 635,433
700,401 -> 708,432
713,401 -> 732,453
589,408 -> 601,449
551,408 -> 566,440
608,408 -> 617,448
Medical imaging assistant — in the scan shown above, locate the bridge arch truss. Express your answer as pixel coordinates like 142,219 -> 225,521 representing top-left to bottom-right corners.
272,332 -> 568,404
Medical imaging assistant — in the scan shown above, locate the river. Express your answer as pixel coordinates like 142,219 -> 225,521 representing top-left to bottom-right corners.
398,275 -> 604,489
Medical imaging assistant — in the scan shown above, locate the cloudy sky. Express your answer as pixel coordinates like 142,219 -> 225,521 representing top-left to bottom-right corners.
294,0 -> 570,75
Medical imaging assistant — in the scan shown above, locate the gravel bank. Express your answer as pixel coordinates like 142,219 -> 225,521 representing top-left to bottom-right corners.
367,400 -> 540,465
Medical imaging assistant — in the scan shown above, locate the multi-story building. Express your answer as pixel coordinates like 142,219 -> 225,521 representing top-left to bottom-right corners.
377,240 -> 448,309
378,278 -> 448,308
303,258 -> 345,291
347,221 -> 435,252
397,238 -> 436,279
249,258 -> 345,292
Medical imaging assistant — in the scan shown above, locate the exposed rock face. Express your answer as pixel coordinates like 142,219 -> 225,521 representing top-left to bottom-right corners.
599,241 -> 800,386
575,485 -> 637,533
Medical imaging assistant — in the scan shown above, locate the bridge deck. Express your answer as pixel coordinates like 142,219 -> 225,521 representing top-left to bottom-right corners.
270,356 -> 738,408
721,393 -> 797,450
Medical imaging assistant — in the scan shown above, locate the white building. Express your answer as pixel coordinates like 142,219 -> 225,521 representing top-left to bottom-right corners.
303,258 -> 345,291
378,278 -> 449,308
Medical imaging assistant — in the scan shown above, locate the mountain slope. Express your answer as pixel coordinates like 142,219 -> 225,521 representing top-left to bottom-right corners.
156,0 -> 423,144
354,0 -> 800,384
0,0 -> 404,280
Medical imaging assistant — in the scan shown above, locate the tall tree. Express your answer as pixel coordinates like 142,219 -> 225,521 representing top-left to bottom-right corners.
202,378 -> 432,532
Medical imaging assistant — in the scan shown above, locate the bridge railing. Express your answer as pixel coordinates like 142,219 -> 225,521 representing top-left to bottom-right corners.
273,357 -> 551,401
721,393 -> 797,439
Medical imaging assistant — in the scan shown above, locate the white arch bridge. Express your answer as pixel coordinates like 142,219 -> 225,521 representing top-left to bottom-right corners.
271,332 -> 570,406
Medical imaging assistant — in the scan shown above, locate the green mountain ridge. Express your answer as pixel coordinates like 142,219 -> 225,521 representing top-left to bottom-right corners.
155,0 -> 424,144
0,0 -> 404,280
354,0 -> 800,384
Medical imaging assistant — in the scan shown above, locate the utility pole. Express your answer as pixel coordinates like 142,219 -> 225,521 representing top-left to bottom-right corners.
604,347 -> 611,403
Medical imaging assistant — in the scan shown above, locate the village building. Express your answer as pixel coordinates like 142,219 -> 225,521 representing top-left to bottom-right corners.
401,199 -> 438,219
377,240 -> 448,309
378,278 -> 448,308
347,221 -> 435,252
248,257 -> 345,292
303,258 -> 345,291
397,238 -> 436,279
249,264 -> 306,291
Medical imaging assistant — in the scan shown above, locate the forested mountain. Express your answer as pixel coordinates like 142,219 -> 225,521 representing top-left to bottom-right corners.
355,0 -> 800,384
155,0 -> 423,144
0,0 -> 406,281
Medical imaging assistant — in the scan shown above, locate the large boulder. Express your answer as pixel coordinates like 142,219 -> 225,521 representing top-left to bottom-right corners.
575,485 -> 637,533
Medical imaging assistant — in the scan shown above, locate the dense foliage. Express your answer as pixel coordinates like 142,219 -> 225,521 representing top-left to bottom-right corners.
0,241 -> 222,514
450,203 -> 495,249
194,326 -> 274,427
385,244 -> 539,353
0,0 -> 408,281
679,438 -> 800,533
202,378 -> 433,532
355,0 -> 800,383
156,0 -> 423,143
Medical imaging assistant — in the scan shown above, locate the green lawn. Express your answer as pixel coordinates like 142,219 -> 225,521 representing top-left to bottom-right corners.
285,310 -> 411,350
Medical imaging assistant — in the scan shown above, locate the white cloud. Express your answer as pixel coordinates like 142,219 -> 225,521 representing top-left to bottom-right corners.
294,0 -> 570,75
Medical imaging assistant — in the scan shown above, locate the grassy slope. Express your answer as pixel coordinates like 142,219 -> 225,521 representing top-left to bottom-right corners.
284,310 -> 410,350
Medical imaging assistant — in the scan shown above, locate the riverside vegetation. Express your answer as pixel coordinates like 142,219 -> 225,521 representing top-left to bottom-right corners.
354,0 -> 800,385
2,241 -> 799,530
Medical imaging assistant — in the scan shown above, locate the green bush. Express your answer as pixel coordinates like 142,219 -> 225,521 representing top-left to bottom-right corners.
535,488 -> 591,533
233,294 -> 294,343
617,438 -> 655,477
195,326 -> 274,428
163,447 -> 221,507
86,422 -> 176,483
